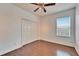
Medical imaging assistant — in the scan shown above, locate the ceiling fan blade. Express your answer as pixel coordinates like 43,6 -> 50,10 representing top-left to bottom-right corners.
34,7 -> 39,12
31,3 -> 38,5
44,3 -> 56,6
43,8 -> 46,13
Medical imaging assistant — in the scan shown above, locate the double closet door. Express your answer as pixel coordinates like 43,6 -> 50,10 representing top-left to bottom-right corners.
21,19 -> 38,45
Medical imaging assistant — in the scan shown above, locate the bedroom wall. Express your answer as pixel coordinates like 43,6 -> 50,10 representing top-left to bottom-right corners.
39,8 -> 75,47
75,4 -> 79,54
0,3 -> 39,55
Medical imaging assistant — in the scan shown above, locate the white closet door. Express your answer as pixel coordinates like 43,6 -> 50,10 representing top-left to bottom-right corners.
22,19 -> 38,45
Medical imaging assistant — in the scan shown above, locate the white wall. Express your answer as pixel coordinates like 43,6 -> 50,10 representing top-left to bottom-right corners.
0,4 -> 39,55
75,4 -> 79,54
39,9 -> 75,47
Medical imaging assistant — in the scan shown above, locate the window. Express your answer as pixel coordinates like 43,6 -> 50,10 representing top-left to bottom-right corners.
56,16 -> 71,37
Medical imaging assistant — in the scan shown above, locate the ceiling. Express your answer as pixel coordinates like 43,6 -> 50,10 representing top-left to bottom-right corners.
14,3 -> 76,16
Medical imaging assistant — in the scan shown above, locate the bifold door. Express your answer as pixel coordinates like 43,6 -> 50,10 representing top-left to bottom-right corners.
21,19 -> 38,45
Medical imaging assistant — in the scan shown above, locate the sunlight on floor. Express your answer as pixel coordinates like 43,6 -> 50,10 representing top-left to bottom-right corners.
56,50 -> 71,56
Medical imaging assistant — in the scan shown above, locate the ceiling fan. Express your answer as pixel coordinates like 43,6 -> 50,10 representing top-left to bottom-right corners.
31,3 -> 56,13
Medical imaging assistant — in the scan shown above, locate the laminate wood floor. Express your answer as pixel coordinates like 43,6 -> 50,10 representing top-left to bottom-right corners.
3,40 -> 78,56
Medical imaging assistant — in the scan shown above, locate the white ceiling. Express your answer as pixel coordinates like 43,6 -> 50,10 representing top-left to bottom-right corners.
14,3 -> 76,16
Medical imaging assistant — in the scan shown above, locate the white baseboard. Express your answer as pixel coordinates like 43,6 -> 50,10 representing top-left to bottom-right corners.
0,39 -> 38,56
21,39 -> 38,46
0,44 -> 22,56
75,46 -> 79,55
41,38 -> 75,47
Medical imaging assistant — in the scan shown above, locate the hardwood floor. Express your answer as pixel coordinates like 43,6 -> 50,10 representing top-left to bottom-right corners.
3,40 -> 78,56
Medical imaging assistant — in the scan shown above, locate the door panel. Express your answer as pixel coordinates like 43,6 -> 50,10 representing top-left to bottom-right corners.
22,19 -> 38,45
